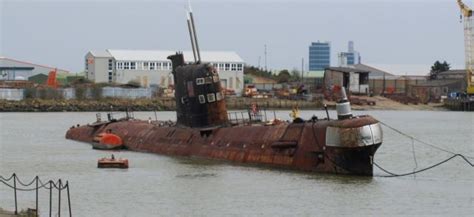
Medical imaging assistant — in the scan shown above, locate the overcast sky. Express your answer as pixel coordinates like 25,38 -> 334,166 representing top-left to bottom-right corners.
0,0 -> 471,75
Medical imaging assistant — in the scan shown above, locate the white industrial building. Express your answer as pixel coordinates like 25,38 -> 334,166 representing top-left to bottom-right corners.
85,49 -> 245,95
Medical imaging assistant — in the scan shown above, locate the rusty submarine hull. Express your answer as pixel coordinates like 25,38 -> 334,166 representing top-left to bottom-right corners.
66,114 -> 382,175
65,9 -> 382,176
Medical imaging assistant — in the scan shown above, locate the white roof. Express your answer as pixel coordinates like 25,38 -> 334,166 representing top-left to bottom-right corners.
106,49 -> 244,63
89,50 -> 113,58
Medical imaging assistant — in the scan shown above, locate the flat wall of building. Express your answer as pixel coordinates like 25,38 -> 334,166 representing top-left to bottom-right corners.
115,69 -> 170,88
324,71 -> 344,89
253,83 -> 283,91
102,87 -> 152,99
324,70 -> 368,94
0,88 -> 24,101
0,87 -> 154,101
369,78 -> 409,95
86,54 -> 111,83
218,70 -> 243,96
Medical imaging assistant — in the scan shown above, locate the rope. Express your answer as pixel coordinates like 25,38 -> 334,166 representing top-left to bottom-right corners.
15,175 -> 37,187
0,179 -> 51,191
0,174 -> 15,181
380,121 -> 474,159
410,138 -> 418,178
0,174 -> 68,190
374,154 -> 474,177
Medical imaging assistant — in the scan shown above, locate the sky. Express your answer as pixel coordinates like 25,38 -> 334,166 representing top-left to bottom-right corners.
0,0 -> 472,75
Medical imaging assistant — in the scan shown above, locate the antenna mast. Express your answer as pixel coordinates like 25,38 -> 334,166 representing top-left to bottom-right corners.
264,44 -> 267,71
186,10 -> 197,62
188,2 -> 201,63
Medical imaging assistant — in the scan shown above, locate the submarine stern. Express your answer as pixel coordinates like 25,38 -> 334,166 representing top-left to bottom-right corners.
323,118 -> 383,176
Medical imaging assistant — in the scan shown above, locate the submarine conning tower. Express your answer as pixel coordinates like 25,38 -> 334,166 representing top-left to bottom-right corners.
168,53 -> 229,129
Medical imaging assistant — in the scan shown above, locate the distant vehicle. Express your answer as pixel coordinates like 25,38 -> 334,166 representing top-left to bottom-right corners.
244,85 -> 258,97
448,91 -> 466,99
224,88 -> 236,96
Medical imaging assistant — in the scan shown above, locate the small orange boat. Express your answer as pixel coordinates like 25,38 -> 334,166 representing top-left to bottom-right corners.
97,155 -> 129,169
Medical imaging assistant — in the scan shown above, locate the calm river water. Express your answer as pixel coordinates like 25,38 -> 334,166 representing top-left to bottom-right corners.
0,110 -> 473,216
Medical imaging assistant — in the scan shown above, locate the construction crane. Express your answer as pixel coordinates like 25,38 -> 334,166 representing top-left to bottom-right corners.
457,0 -> 474,95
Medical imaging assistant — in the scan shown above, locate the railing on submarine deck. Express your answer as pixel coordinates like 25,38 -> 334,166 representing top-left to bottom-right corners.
95,110 -> 135,123
227,107 -> 276,126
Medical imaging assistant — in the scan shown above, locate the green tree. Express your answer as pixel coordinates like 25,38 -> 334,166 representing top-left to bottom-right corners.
290,69 -> 301,82
243,66 -> 273,79
90,86 -> 103,100
75,86 -> 87,100
429,61 -> 450,80
276,69 -> 291,83
24,88 -> 37,99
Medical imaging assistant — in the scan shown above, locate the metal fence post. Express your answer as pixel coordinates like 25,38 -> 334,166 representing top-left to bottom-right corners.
58,179 -> 62,217
49,181 -> 52,217
13,174 -> 17,215
66,181 -> 72,217
36,176 -> 39,217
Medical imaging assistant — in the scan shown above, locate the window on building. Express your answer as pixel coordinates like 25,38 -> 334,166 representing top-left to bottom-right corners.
207,93 -> 216,102
218,63 -> 224,71
224,63 -> 230,71
359,73 -> 369,85
85,58 -> 88,70
124,62 -> 130,70
149,62 -> 155,70
231,64 -> 237,71
117,62 -> 123,70
237,64 -> 243,71
130,62 -> 136,70
198,95 -> 206,104
108,59 -> 113,71
144,62 -> 149,70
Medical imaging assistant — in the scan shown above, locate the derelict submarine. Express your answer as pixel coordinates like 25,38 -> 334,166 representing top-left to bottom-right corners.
66,7 -> 383,176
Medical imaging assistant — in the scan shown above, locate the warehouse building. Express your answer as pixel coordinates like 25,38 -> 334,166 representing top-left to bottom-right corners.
324,67 -> 370,95
85,49 -> 245,95
0,56 -> 68,81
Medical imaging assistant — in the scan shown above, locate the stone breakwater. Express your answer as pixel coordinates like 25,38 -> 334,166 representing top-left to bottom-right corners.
0,97 -> 322,112
0,99 -> 165,112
